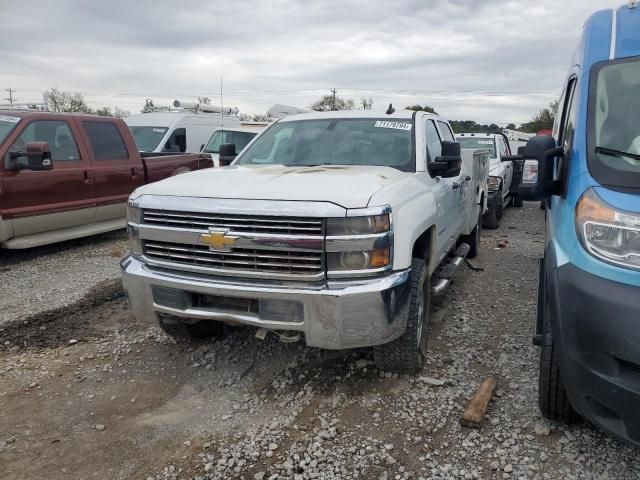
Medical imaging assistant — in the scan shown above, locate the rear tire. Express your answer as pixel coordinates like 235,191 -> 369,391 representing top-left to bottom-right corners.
374,258 -> 429,375
482,199 -> 502,229
512,194 -> 524,208
462,209 -> 482,259
539,302 -> 581,423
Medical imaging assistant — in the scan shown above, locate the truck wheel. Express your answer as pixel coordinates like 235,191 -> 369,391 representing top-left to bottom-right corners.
482,200 -> 502,229
462,210 -> 482,259
539,303 -> 581,423
512,194 -> 524,208
373,258 -> 429,375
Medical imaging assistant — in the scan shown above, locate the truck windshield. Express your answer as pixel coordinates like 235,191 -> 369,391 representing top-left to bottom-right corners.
203,130 -> 257,154
0,115 -> 21,145
456,137 -> 496,158
129,126 -> 168,152
236,118 -> 415,171
590,57 -> 640,189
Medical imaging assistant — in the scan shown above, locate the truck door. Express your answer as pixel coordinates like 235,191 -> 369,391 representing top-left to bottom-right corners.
424,119 -> 462,257
81,120 -> 144,222
0,118 -> 96,237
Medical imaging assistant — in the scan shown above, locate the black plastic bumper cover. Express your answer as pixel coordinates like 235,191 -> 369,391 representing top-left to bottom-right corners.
550,262 -> 640,445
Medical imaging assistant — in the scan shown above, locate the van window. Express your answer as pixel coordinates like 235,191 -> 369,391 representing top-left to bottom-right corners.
163,128 -> 186,153
203,130 -> 258,154
129,126 -> 168,152
589,57 -> 640,189
8,120 -> 80,163
425,120 -> 442,160
83,121 -> 129,160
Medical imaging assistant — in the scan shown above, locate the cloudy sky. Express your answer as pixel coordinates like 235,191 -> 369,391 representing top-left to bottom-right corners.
0,0 -> 624,124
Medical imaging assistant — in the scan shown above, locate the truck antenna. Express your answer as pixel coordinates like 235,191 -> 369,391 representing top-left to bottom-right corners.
220,77 -> 224,132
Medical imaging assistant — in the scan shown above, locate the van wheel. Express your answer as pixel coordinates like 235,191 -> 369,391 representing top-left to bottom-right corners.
374,258 -> 429,375
539,303 -> 581,423
512,194 -> 524,208
482,199 -> 502,229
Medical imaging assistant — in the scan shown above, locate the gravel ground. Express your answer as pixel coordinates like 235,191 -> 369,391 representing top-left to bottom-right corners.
0,230 -> 127,326
0,203 -> 638,480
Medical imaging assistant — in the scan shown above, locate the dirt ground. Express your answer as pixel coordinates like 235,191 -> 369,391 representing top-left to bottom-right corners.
1,203 -> 639,480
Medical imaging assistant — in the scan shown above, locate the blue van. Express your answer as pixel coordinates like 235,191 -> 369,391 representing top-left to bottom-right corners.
516,2 -> 640,445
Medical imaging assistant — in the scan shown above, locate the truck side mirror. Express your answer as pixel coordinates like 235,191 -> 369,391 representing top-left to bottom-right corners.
431,141 -> 462,178
7,141 -> 53,171
218,143 -> 236,166
517,134 -> 562,201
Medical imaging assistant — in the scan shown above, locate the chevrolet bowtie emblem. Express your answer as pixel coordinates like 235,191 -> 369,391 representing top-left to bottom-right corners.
199,229 -> 238,252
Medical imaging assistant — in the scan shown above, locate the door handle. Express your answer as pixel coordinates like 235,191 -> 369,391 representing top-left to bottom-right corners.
131,167 -> 137,179
83,170 -> 93,184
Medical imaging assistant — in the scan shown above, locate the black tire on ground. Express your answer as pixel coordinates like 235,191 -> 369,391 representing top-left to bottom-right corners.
374,258 -> 429,375
186,321 -> 222,339
512,194 -> 524,208
482,198 -> 502,229
462,208 -> 482,259
539,302 -> 581,423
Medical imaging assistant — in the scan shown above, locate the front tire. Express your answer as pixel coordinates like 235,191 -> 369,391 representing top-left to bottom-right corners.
539,302 -> 581,423
482,197 -> 502,229
462,208 -> 482,259
374,258 -> 429,374
512,194 -> 524,208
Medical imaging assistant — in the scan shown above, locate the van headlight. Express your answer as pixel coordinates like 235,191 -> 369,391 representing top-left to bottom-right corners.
576,188 -> 640,271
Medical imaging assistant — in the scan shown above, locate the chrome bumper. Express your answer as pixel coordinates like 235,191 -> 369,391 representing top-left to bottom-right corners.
121,255 -> 411,350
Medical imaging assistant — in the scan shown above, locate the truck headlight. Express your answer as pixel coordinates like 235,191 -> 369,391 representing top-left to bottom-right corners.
576,188 -> 640,271
127,202 -> 142,224
488,176 -> 501,192
326,213 -> 391,236
126,202 -> 143,256
327,248 -> 391,271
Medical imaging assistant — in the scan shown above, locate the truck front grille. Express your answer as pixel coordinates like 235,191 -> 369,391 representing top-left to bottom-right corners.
143,209 -> 323,236
143,241 -> 324,278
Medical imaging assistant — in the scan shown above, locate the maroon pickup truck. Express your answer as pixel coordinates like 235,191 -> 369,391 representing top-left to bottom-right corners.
0,110 -> 212,249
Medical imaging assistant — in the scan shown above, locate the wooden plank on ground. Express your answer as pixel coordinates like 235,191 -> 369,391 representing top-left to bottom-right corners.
460,377 -> 499,428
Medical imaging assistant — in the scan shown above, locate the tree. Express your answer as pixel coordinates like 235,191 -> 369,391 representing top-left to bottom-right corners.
405,104 -> 438,115
506,123 -> 517,130
45,87 -> 93,114
360,97 -> 373,110
198,97 -> 212,105
311,91 -> 355,111
95,106 -> 112,117
519,101 -> 558,133
113,106 -> 130,119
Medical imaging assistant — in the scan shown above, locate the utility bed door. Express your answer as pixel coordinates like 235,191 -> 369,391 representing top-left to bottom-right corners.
0,118 -> 95,237
80,120 -> 144,222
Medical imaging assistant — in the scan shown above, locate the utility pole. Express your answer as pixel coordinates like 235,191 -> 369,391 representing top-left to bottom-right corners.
5,88 -> 16,105
330,88 -> 337,111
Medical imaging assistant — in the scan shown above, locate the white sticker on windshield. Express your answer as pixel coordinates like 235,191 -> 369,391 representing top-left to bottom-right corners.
374,121 -> 412,131
477,140 -> 493,144
152,128 -> 166,133
0,115 -> 20,123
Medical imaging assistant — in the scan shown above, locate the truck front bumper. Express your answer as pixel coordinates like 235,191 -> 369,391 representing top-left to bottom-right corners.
550,262 -> 640,445
121,256 -> 411,350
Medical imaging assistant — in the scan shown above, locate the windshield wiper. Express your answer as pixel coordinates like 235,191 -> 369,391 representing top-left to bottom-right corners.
595,146 -> 640,162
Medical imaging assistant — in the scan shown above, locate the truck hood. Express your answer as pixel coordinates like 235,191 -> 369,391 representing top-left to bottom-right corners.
133,164 -> 408,209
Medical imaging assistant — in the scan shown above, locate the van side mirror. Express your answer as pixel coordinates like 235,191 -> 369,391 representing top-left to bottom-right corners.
517,135 -> 562,201
431,141 -> 462,178
7,141 -> 53,171
219,143 -> 236,166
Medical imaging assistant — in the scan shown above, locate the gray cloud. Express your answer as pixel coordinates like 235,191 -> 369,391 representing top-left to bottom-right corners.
0,0 -> 623,124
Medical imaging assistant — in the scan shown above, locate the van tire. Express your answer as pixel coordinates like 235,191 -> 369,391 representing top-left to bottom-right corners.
374,258 -> 429,375
539,303 -> 581,423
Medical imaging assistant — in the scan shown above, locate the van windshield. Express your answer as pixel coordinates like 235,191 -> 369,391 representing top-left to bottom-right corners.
235,118 -> 415,171
203,130 -> 257,154
129,126 -> 168,152
590,57 -> 640,189
0,115 -> 21,145
456,137 -> 496,158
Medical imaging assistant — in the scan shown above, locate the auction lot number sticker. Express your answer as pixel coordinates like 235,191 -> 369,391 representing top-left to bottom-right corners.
374,121 -> 412,131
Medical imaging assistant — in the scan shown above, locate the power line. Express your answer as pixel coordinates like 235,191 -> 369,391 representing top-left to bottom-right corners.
4,88 -> 16,105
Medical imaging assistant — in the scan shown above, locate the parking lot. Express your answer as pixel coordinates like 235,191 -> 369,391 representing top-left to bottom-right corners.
1,203 -> 638,480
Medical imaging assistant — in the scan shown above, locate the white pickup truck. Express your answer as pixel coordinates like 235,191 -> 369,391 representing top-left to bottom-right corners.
122,110 -> 489,373
457,133 -> 523,229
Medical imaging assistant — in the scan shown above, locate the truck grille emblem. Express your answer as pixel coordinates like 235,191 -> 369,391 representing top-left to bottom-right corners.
199,229 -> 239,252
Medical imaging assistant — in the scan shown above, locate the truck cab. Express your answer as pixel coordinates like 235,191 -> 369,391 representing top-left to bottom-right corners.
517,2 -> 640,445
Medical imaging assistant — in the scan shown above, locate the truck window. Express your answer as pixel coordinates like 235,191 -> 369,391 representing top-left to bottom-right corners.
457,137 -> 496,158
0,114 -> 20,145
163,128 -> 186,153
203,130 -> 257,154
83,121 -> 129,160
589,57 -> 640,188
425,120 -> 442,160
8,120 -> 80,163
236,118 -> 415,172
437,121 -> 455,142
129,126 -> 168,152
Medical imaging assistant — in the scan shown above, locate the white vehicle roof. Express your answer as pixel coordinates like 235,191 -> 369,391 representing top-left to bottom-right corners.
278,109 -> 442,123
125,111 -> 239,128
